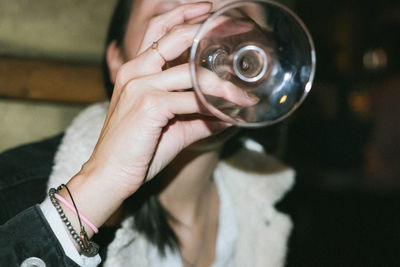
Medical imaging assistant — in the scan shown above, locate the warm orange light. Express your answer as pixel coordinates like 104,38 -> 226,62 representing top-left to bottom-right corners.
280,95 -> 287,104
202,59 -> 206,63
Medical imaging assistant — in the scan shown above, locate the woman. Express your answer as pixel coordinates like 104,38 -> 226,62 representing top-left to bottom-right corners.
0,0 -> 294,266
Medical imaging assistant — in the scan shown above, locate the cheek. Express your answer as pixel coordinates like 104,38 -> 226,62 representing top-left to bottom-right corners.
123,1 -> 154,59
124,25 -> 148,59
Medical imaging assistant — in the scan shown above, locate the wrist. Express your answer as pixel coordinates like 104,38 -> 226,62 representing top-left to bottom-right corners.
57,171 -> 126,237
80,158 -> 145,199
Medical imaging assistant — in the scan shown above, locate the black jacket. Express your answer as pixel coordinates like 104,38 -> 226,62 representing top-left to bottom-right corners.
0,135 -> 122,267
0,135 -> 80,266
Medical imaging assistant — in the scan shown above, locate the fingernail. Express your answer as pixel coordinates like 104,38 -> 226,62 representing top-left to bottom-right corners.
210,121 -> 233,132
187,13 -> 211,24
196,1 -> 213,6
186,2 -> 213,17
195,1 -> 213,10
245,92 -> 260,104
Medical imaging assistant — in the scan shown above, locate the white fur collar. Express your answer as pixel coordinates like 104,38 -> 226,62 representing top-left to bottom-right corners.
48,103 -> 294,267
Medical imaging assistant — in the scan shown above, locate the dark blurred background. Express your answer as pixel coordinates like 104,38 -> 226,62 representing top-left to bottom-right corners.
263,0 -> 400,266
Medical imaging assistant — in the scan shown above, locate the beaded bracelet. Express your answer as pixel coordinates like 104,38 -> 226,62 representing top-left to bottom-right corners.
54,193 -> 99,234
48,186 -> 99,257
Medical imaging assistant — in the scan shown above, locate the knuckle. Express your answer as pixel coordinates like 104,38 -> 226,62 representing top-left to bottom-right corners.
148,16 -> 159,28
115,63 -> 130,83
150,16 -> 172,35
171,24 -> 187,35
171,25 -> 194,47
161,23 -> 173,35
119,80 -> 136,100
135,91 -> 164,112
125,78 -> 138,91
115,70 -> 125,86
115,61 -> 142,88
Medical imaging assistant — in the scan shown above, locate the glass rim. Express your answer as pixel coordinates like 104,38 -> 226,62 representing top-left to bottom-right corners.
190,0 -> 317,128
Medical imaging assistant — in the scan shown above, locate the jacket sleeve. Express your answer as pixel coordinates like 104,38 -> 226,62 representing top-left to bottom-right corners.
0,204 -> 79,267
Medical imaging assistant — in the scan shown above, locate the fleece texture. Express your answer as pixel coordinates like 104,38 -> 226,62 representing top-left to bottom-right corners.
47,102 -> 294,267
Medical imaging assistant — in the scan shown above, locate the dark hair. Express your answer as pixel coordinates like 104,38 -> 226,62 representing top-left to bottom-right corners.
102,0 -> 134,98
102,0 -> 180,256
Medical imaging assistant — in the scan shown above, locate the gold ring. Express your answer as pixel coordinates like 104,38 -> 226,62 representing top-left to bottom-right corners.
151,41 -> 159,50
151,41 -> 166,63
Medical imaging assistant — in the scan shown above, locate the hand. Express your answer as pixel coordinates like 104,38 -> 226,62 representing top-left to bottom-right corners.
85,2 -> 257,194
87,3 -> 226,193
59,3 -> 254,235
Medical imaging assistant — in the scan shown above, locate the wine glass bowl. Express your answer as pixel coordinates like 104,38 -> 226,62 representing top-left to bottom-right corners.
190,0 -> 316,127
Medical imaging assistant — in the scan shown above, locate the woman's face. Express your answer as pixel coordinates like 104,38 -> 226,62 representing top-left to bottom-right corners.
108,0 -> 242,151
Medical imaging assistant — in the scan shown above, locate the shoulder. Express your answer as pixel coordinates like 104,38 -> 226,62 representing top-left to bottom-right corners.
0,134 -> 63,222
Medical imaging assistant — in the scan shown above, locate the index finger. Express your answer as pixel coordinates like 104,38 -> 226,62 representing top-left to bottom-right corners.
137,2 -> 213,55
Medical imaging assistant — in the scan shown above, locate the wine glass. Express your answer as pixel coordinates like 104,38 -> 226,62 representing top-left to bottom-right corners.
190,0 -> 316,127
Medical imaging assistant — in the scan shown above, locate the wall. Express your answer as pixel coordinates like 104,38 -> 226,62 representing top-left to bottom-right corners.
0,0 -> 115,152
0,100 -> 83,152
0,0 -> 115,62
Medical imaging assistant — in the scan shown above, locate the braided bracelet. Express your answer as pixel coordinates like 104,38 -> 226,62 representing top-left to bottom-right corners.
48,186 -> 99,257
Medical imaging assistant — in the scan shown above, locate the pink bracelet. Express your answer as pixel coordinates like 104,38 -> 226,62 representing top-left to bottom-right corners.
54,193 -> 99,234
